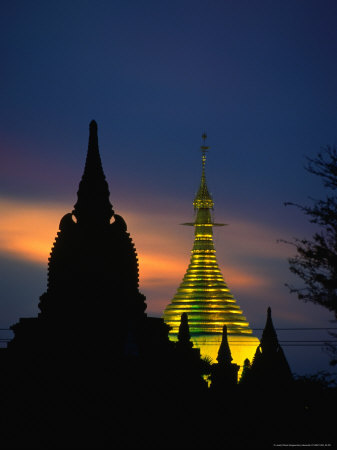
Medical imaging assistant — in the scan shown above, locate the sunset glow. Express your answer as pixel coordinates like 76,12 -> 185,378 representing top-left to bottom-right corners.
0,197 -> 65,263
0,196 -> 276,297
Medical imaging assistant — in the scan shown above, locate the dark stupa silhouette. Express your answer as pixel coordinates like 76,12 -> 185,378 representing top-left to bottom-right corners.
43,120 -> 146,323
9,121 -> 148,356
244,307 -> 293,386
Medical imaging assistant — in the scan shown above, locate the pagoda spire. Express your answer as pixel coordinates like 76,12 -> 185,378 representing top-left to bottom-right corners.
73,120 -> 114,225
193,133 -> 214,211
211,324 -> 240,389
260,307 -> 279,354
217,325 -> 233,366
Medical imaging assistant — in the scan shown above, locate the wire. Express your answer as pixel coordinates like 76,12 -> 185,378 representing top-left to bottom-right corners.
0,327 -> 336,331
252,328 -> 337,331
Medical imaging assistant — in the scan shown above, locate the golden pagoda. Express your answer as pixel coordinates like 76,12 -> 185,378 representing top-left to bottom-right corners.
163,135 -> 259,376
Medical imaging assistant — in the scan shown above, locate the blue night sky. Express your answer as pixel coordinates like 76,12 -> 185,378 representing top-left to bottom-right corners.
1,0 -> 337,375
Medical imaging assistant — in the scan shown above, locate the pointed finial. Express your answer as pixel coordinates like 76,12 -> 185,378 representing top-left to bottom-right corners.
260,306 -> 279,352
193,132 -> 214,210
217,324 -> 233,365
200,132 -> 209,169
201,132 -> 209,151
266,306 -> 274,329
73,121 -> 114,225
90,119 -> 97,131
87,120 -> 98,154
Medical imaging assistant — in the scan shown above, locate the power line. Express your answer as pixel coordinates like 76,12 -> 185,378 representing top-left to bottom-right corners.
0,327 -> 336,331
228,341 -> 337,343
252,328 -> 337,331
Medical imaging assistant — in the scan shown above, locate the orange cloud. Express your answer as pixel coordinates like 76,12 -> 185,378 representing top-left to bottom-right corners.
220,265 -> 269,289
138,254 -> 185,285
0,197 -> 66,264
0,197 -> 277,295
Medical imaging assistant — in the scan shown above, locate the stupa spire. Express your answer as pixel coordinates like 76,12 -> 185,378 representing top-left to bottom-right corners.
73,120 -> 114,225
217,325 -> 233,366
211,324 -> 240,389
260,307 -> 279,353
193,133 -> 214,211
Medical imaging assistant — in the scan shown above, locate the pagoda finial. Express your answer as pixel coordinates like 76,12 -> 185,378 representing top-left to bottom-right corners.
73,120 -> 114,225
260,306 -> 279,352
193,133 -> 213,210
87,120 -> 98,154
201,132 -> 209,169
90,119 -> 97,130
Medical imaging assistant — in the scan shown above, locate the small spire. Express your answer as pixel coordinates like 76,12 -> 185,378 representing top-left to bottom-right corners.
177,312 -> 193,349
260,307 -> 279,352
217,325 -> 233,365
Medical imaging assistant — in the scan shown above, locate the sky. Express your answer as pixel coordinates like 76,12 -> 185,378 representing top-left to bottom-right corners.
1,0 -> 337,376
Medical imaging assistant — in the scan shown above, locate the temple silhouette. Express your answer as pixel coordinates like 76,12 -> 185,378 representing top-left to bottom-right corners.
9,120 -> 148,357
1,121 -> 335,448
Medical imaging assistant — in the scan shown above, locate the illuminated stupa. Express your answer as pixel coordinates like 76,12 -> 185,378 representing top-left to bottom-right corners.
163,135 -> 259,375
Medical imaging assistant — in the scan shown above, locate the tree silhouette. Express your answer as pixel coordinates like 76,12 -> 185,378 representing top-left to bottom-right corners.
285,146 -> 337,364
285,146 -> 337,318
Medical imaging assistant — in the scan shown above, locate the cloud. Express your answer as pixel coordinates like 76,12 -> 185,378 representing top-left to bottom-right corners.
0,195 -> 301,324
0,196 -> 284,293
0,197 -> 66,264
121,209 -> 273,291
